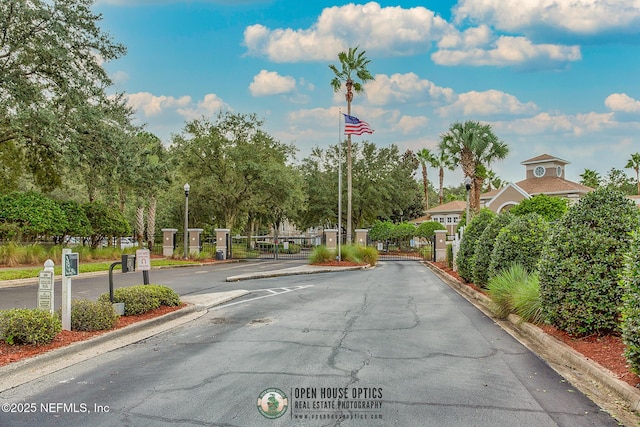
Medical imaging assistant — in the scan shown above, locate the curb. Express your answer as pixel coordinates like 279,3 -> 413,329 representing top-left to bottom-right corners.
0,305 -> 203,393
225,264 -> 370,282
0,289 -> 248,393
423,262 -> 640,425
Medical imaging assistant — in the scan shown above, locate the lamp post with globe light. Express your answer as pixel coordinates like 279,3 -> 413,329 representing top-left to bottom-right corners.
183,183 -> 190,259
464,177 -> 471,227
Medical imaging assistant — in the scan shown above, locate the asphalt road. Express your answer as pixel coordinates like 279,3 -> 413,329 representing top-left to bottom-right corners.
0,261 -> 619,426
0,259 -> 309,310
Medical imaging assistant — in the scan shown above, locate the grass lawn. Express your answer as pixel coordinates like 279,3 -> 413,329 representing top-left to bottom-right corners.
0,259 -> 201,281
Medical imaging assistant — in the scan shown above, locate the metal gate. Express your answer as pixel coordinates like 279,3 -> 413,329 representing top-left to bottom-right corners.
372,235 -> 435,261
230,236 -> 318,260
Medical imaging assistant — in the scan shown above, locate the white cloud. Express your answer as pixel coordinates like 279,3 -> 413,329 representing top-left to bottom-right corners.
249,70 -> 296,96
432,36 -> 581,68
605,93 -> 640,113
438,25 -> 492,49
438,89 -> 538,117
364,73 -> 455,106
126,92 -> 191,117
177,94 -> 228,120
453,0 -> 640,36
395,115 -> 429,134
243,2 -> 452,62
491,111 -> 615,136
110,70 -> 129,86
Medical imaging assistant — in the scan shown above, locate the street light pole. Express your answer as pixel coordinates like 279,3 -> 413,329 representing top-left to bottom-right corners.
464,177 -> 471,227
183,183 -> 190,259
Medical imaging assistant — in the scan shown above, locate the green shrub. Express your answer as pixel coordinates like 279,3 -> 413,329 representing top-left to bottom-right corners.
456,209 -> 495,283
539,187 -> 640,336
309,245 -> 334,264
621,231 -> 640,374
472,212 -> 513,288
69,299 -> 119,332
146,285 -> 181,306
509,194 -> 568,222
0,308 -> 62,345
416,221 -> 446,238
98,286 -> 161,316
488,213 -> 548,279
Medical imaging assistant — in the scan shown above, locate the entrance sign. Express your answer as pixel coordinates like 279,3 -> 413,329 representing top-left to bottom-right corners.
136,249 -> 151,271
63,252 -> 79,277
37,269 -> 54,312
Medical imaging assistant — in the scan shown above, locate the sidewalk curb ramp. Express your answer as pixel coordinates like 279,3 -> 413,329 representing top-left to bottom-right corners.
424,261 -> 640,426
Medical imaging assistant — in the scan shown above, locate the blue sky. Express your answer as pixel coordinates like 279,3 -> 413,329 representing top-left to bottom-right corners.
95,0 -> 640,187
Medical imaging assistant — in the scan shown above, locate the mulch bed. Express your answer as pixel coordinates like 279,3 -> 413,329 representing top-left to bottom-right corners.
0,304 -> 185,367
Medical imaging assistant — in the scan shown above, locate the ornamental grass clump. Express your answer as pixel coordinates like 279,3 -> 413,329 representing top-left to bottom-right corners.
309,245 -> 334,264
0,308 -> 62,345
486,263 -> 543,324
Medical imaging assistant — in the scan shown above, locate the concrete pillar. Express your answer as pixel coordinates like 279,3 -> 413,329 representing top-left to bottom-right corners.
324,229 -> 338,250
434,230 -> 447,262
355,229 -> 368,246
215,228 -> 230,260
161,228 -> 177,257
188,228 -> 203,255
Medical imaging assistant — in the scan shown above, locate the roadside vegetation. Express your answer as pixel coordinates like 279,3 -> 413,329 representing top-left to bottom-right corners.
453,187 -> 640,371
0,285 -> 181,345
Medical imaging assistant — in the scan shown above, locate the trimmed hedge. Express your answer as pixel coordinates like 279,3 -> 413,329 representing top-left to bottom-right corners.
69,299 -> 119,332
621,231 -> 640,374
539,188 -> 640,336
98,285 -> 180,316
472,212 -> 513,288
456,209 -> 495,283
488,213 -> 549,279
0,308 -> 62,345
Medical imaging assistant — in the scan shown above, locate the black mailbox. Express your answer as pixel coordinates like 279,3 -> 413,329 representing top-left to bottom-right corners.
121,254 -> 136,273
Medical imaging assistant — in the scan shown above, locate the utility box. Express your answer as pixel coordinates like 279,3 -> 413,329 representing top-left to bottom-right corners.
121,254 -> 136,273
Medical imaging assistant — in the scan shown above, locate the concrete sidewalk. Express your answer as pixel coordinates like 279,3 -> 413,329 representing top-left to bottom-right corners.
225,263 -> 369,281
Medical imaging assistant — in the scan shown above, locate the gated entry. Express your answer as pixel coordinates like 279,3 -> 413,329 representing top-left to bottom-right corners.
372,235 -> 435,261
230,236 -> 319,260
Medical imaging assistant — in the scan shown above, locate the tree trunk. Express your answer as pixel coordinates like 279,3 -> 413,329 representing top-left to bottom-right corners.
346,81 -> 353,244
439,167 -> 444,205
135,205 -> 144,247
146,196 -> 157,250
421,163 -> 429,211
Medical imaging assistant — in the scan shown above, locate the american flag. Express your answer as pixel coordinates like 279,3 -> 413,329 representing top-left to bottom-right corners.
343,114 -> 374,135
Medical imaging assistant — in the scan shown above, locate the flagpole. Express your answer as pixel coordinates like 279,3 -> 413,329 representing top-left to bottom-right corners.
337,109 -> 342,262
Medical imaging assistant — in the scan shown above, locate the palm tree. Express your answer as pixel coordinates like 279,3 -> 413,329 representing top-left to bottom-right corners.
329,46 -> 374,242
439,121 -> 509,214
432,150 -> 455,205
625,152 -> 640,195
579,168 -> 601,189
485,169 -> 504,192
416,148 -> 436,211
